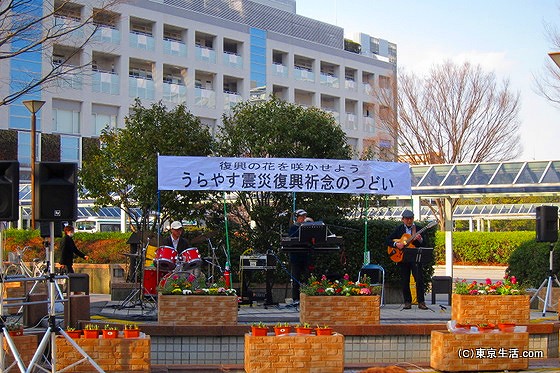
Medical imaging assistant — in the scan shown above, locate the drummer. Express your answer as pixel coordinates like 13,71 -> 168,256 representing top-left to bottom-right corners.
163,221 -> 189,255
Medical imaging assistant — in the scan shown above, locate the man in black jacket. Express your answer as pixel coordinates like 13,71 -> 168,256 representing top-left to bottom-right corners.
385,209 -> 429,310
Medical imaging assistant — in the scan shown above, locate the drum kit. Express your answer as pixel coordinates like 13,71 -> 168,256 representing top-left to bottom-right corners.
142,246 -> 203,296
119,235 -> 226,311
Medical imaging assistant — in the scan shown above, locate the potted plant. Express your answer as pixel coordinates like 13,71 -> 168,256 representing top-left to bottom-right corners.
65,327 -> 82,339
476,323 -> 496,333
6,322 -> 23,337
102,324 -> 119,339
250,322 -> 269,336
83,324 -> 100,339
315,324 -> 333,336
273,322 -> 291,336
123,324 -> 140,338
295,323 -> 313,334
498,322 -> 516,332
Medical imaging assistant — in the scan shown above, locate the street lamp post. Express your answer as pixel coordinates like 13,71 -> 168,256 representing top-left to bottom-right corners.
22,100 -> 46,230
548,52 -> 560,68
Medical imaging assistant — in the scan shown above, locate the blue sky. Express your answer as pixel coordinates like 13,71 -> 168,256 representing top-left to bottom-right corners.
297,0 -> 560,162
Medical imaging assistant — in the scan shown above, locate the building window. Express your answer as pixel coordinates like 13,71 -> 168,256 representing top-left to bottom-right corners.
92,113 -> 116,136
17,131 -> 32,167
53,109 -> 80,134
60,135 -> 80,163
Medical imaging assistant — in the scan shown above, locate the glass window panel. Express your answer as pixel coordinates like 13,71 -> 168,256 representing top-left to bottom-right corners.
18,132 -> 31,167
516,162 -> 546,184
489,162 -> 523,184
61,136 -> 80,162
418,165 -> 453,186
541,162 -> 560,183
442,164 -> 476,186
410,165 -> 430,186
465,164 -> 500,185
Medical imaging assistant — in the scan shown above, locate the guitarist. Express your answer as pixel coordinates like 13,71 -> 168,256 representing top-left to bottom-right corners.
385,209 -> 429,310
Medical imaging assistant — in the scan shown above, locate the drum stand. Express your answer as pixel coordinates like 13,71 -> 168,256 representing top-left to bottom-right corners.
205,239 -> 224,284
118,239 -> 156,312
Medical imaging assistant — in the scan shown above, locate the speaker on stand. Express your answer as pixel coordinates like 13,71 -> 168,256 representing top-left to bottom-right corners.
0,161 -> 19,222
34,162 -> 77,222
531,205 -> 560,316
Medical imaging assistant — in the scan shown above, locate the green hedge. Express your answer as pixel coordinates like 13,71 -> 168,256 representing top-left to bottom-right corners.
433,231 -> 536,265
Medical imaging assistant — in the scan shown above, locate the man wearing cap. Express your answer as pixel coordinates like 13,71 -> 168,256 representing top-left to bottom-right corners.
288,209 -> 311,301
385,209 -> 429,310
163,221 -> 189,255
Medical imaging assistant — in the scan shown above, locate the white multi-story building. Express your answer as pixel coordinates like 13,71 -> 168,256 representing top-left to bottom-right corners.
1,0 -> 397,181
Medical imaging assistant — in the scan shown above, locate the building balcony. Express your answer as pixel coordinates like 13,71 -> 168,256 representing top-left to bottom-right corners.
56,73 -> 83,90
320,74 -> 339,89
271,64 -> 288,78
93,26 -> 120,44
164,39 -> 187,57
363,117 -> 375,133
129,32 -> 155,51
92,71 -> 119,95
345,79 -> 357,91
323,109 -> 339,123
223,52 -> 242,69
54,16 -> 84,37
163,82 -> 187,104
294,67 -> 315,83
194,87 -> 216,108
224,91 -> 242,110
195,46 -> 216,64
129,76 -> 155,99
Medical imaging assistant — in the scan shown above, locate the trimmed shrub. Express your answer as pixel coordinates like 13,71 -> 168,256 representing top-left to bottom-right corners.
507,239 -> 560,288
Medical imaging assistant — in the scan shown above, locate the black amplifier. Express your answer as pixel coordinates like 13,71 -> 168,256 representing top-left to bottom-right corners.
240,254 -> 276,270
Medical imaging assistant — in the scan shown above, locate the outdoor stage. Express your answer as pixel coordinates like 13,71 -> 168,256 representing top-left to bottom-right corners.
86,294 -> 560,370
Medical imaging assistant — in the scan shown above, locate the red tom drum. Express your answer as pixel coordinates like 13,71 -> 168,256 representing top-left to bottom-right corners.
153,246 -> 177,271
180,247 -> 202,269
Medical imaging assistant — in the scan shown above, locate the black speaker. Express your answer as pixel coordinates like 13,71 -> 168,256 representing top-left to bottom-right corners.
536,205 -> 558,243
0,161 -> 19,221
35,162 -> 77,221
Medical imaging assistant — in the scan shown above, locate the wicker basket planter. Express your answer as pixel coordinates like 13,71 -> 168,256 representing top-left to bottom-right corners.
451,294 -> 530,325
299,293 -> 380,326
158,295 -> 238,325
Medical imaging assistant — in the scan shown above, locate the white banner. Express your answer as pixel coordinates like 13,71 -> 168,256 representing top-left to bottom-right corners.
158,155 -> 411,195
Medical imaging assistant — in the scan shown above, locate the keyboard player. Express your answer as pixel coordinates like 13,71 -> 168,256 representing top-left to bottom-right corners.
288,209 -> 312,301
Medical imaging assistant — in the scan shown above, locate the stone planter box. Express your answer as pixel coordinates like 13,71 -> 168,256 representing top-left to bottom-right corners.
55,335 -> 150,372
431,330 -> 529,372
158,295 -> 238,325
244,333 -> 344,372
299,294 -> 380,326
451,294 -> 530,325
2,334 -> 37,372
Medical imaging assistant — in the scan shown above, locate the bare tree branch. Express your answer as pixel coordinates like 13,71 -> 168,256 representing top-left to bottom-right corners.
376,61 -> 521,227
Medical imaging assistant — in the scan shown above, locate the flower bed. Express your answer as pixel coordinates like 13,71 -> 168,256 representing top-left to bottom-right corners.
299,273 -> 381,326
452,277 -> 530,325
301,273 -> 380,296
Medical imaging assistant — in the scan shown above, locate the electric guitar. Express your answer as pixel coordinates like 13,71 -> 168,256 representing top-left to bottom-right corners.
387,220 -> 438,263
